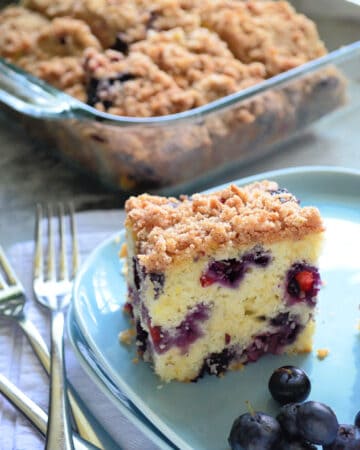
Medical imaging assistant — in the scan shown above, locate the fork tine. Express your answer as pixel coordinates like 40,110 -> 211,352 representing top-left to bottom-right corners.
0,270 -> 6,290
69,203 -> 80,278
46,204 -> 56,281
0,246 -> 20,290
34,204 -> 44,280
58,203 -> 68,281
0,250 -> 9,289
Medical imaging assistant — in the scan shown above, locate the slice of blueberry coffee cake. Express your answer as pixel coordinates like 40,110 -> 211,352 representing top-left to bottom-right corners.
123,181 -> 324,382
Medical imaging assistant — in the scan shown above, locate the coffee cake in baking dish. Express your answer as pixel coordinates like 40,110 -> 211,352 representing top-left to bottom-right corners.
123,181 -> 324,382
0,0 -> 327,115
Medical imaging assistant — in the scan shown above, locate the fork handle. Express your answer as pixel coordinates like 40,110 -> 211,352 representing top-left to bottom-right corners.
17,314 -> 112,449
17,314 -> 51,373
0,374 -> 100,450
46,309 -> 75,450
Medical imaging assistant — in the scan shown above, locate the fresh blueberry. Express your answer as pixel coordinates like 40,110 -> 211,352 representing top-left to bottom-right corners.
354,412 -> 360,429
323,424 -> 360,449
277,437 -> 317,449
297,401 -> 339,445
228,411 -> 282,450
277,403 -> 302,440
268,366 -> 311,405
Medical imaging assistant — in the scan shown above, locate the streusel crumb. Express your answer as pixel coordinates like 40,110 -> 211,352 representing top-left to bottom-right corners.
119,328 -> 136,345
316,348 -> 330,360
125,180 -> 324,271
200,0 -> 326,77
0,0 -> 331,118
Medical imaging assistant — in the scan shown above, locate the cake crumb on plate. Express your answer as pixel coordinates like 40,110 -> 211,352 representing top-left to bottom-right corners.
119,328 -> 136,345
316,348 -> 330,360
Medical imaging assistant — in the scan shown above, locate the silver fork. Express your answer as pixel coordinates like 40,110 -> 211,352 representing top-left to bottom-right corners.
0,374 -> 99,450
0,246 -> 117,450
34,203 -> 79,450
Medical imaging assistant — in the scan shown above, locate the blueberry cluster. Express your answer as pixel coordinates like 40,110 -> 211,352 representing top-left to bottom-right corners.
200,246 -> 271,288
228,366 -> 360,450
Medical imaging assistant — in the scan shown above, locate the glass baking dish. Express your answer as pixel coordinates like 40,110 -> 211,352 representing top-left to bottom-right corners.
1,0 -> 360,194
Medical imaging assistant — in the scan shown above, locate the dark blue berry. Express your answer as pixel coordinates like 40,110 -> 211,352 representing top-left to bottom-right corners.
205,258 -> 245,288
297,401 -> 339,445
268,366 -> 311,405
196,348 -> 235,380
278,438 -> 317,449
111,33 -> 129,54
244,321 -> 301,363
200,247 -> 271,288
277,403 -> 302,440
354,412 -> 360,429
135,320 -> 148,355
149,272 -> 165,298
228,412 -> 282,450
133,257 -> 143,290
149,303 -> 211,354
86,73 -> 136,108
270,312 -> 290,327
323,424 -> 360,449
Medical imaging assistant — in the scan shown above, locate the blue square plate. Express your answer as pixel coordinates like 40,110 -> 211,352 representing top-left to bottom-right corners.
70,166 -> 360,450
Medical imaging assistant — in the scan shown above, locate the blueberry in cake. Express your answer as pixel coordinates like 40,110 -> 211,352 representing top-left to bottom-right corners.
123,180 -> 324,382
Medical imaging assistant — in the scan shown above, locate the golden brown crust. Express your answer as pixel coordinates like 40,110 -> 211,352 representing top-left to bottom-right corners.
82,28 -> 265,116
36,17 -> 101,57
0,6 -> 49,60
0,0 -> 329,118
125,180 -> 324,271
18,55 -> 87,101
200,0 -> 327,77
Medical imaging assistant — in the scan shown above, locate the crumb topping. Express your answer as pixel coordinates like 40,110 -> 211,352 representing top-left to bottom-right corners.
125,180 -> 324,271
199,0 -> 326,77
316,348 -> 329,360
119,328 -> 136,345
0,1 -> 327,116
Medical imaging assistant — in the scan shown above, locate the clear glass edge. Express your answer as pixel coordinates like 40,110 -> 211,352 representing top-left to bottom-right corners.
1,40 -> 360,125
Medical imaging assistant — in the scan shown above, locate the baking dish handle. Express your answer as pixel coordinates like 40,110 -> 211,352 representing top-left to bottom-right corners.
0,59 -> 82,119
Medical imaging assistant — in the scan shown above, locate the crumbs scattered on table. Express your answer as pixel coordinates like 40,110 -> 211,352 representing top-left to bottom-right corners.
119,328 -> 136,345
157,385 -> 163,390
132,357 -> 139,364
316,348 -> 330,360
